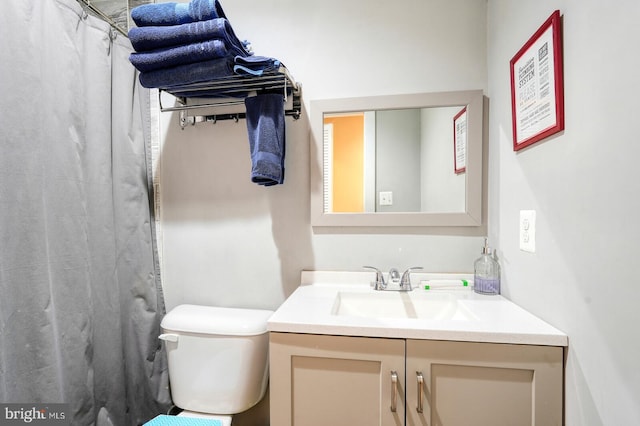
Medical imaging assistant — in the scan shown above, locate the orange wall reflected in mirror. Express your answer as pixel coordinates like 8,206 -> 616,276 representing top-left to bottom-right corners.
324,114 -> 364,213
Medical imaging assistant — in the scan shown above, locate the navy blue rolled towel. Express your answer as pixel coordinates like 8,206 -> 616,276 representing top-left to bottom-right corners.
244,94 -> 286,186
131,0 -> 226,27
129,18 -> 251,57
138,56 -> 235,89
129,40 -> 228,72
233,55 -> 281,76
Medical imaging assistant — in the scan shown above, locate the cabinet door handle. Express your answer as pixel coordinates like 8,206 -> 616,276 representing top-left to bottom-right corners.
416,371 -> 424,413
390,370 -> 398,412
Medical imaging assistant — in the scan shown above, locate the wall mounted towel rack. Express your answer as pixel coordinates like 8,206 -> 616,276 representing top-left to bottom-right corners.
158,66 -> 301,129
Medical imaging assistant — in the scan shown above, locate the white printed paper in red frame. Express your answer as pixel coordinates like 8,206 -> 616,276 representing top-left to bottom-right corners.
453,106 -> 467,174
510,10 -> 565,151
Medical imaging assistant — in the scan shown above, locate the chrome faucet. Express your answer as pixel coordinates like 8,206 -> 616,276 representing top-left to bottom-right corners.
400,267 -> 423,291
363,266 -> 387,290
364,266 -> 423,291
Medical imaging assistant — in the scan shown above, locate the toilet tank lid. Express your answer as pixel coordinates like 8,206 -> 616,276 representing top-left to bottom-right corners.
161,304 -> 274,336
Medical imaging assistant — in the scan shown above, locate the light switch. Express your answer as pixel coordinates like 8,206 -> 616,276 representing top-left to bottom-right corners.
520,210 -> 536,252
379,191 -> 393,206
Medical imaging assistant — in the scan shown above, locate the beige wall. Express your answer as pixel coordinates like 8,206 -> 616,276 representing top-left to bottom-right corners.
157,1 -> 486,424
157,0 -> 488,314
156,0 -> 640,424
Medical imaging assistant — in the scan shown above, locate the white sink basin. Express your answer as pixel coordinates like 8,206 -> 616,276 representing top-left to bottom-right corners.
331,290 -> 477,320
267,272 -> 568,346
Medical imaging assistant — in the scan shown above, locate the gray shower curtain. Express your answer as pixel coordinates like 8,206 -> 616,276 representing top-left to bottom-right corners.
0,0 -> 171,424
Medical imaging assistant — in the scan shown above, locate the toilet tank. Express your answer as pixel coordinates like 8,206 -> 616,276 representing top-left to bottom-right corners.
160,304 -> 274,415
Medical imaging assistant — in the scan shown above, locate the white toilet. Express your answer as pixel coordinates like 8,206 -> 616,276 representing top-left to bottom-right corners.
159,304 -> 274,425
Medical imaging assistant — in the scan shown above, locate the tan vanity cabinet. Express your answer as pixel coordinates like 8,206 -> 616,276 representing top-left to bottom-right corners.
405,339 -> 563,426
269,332 -> 405,426
270,332 -> 564,426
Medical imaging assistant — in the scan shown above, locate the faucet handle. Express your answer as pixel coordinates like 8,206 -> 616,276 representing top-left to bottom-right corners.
400,267 -> 423,290
388,268 -> 401,284
363,266 -> 386,290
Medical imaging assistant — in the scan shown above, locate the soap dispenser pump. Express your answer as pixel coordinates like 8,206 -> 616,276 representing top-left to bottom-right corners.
474,238 -> 501,295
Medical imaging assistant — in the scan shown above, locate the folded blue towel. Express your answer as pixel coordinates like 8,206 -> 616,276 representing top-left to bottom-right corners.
139,56 -> 235,89
128,18 -> 251,57
233,55 -> 281,76
144,415 -> 222,426
130,40 -> 228,72
131,0 -> 226,27
244,94 -> 286,186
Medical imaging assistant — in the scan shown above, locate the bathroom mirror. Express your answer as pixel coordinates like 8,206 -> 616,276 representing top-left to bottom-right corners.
310,90 -> 484,227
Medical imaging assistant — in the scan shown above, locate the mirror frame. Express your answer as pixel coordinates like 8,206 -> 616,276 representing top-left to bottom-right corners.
310,90 -> 484,227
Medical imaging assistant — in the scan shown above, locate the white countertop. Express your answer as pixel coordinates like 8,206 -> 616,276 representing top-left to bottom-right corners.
267,271 -> 568,347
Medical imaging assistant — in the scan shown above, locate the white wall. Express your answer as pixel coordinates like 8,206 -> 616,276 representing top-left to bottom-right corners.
158,0 -> 488,314
376,108 -> 421,212
421,106 -> 466,212
156,0 -> 640,424
487,1 -> 640,424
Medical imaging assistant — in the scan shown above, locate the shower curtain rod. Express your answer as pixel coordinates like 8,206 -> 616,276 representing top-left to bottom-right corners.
77,0 -> 128,38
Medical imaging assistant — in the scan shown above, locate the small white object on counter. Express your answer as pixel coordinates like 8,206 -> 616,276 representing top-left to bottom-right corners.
267,271 -> 567,346
421,279 -> 470,290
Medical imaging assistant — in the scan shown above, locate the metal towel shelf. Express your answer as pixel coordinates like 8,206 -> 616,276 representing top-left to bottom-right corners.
158,66 -> 302,129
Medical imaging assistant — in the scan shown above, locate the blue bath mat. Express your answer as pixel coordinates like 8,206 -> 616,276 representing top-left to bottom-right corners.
144,415 -> 222,426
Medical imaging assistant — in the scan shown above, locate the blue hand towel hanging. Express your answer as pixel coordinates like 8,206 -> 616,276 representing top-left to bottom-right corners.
244,94 -> 286,186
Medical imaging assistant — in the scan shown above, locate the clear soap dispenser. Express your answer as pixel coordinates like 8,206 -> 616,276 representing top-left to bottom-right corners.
474,238 -> 501,295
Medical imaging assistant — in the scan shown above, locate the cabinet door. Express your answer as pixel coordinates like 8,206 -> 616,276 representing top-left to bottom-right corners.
406,340 -> 563,426
270,332 -> 405,426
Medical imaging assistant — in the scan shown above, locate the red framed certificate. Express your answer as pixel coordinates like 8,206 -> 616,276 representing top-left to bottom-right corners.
510,10 -> 564,151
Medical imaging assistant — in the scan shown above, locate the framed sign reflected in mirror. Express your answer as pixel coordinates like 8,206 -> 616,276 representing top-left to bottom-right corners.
310,90 -> 484,227
454,106 -> 467,174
